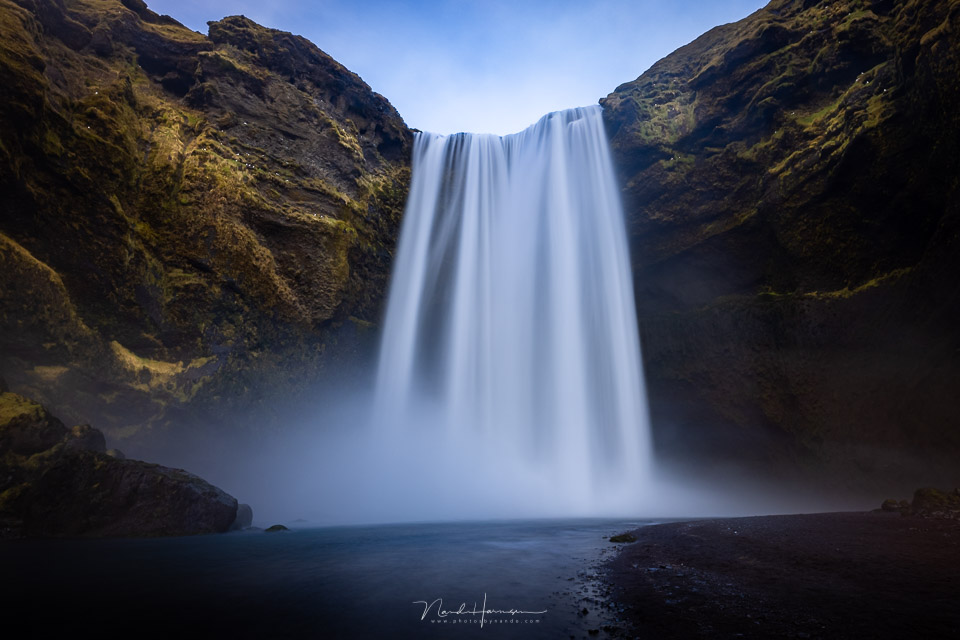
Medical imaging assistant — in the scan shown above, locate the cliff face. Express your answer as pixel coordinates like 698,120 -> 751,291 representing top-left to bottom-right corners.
603,0 -> 960,486
0,0 -> 411,448
3,0 -> 957,490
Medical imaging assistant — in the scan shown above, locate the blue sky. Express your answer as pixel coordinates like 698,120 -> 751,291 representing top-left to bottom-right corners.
145,0 -> 767,135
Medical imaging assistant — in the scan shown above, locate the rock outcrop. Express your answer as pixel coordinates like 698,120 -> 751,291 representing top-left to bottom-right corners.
0,388 -> 237,537
0,0 -> 411,450
908,487 -> 960,518
602,0 -> 960,488
880,487 -> 960,518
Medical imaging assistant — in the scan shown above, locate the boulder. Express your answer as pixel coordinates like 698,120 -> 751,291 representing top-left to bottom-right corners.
880,499 -> 900,512
0,392 -> 69,456
0,390 -> 237,538
910,488 -> 960,519
609,533 -> 638,543
19,453 -> 237,537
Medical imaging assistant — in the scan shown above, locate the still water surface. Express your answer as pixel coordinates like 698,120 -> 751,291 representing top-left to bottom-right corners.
1,518 -> 662,638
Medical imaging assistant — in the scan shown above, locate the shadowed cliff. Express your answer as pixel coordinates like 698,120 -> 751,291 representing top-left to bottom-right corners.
0,0 -> 411,452
2,0 -> 958,497
603,0 -> 960,490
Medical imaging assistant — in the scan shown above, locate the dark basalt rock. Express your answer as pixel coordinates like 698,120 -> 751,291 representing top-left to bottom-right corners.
910,487 -> 960,519
0,392 -> 70,456
609,533 -> 638,543
0,390 -> 237,538
265,524 -> 288,532
20,451 -> 237,537
602,0 -> 960,489
65,424 -> 106,453
0,0 -> 411,453
879,498 -> 910,514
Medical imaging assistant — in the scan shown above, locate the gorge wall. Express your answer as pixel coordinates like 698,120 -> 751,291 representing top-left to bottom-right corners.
1,0 -> 957,492
0,0 -> 410,453
603,0 -> 960,489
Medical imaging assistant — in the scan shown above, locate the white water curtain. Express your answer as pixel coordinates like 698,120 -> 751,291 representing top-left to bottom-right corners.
374,106 -> 650,513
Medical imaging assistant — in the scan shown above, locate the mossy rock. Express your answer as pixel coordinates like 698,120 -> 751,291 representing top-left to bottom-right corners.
911,488 -> 960,517
609,533 -> 638,543
1,389 -> 238,537
602,0 -> 960,487
0,0 -> 412,447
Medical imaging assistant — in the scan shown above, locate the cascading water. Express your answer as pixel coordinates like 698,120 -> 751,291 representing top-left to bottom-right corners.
371,105 -> 651,517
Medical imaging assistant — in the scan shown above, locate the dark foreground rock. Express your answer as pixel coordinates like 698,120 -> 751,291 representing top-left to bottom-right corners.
879,487 -> 960,518
0,390 -> 237,538
609,533 -> 638,543
605,512 -> 960,639
906,487 -> 960,519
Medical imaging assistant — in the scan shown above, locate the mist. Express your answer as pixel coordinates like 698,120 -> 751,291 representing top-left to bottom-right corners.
112,105 -> 928,528
123,375 -> 882,528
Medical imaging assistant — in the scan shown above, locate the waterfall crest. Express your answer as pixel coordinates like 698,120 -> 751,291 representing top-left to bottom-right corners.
373,105 -> 651,514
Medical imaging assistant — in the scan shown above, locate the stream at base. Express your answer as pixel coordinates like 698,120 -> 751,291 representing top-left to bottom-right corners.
1,518 -> 665,638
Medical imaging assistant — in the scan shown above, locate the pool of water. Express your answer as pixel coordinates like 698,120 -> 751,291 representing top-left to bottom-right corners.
1,518 -> 659,638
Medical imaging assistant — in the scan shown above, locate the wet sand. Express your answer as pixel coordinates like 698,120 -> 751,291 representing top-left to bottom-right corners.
604,511 -> 959,639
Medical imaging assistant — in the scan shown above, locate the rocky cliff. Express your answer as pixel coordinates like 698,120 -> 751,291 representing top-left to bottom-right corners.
0,0 -> 411,451
603,0 -> 960,488
3,0 -> 958,493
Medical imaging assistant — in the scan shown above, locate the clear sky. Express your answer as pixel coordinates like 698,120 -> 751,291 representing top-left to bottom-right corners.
143,0 -> 767,135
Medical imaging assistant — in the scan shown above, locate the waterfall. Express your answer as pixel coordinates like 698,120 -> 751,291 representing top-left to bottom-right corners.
372,105 -> 651,516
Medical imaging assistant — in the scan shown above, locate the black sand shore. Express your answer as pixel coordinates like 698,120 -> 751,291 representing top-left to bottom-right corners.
604,512 -> 959,639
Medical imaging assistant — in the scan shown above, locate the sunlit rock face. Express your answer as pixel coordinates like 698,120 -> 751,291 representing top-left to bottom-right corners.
603,0 -> 960,489
0,0 -> 411,451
